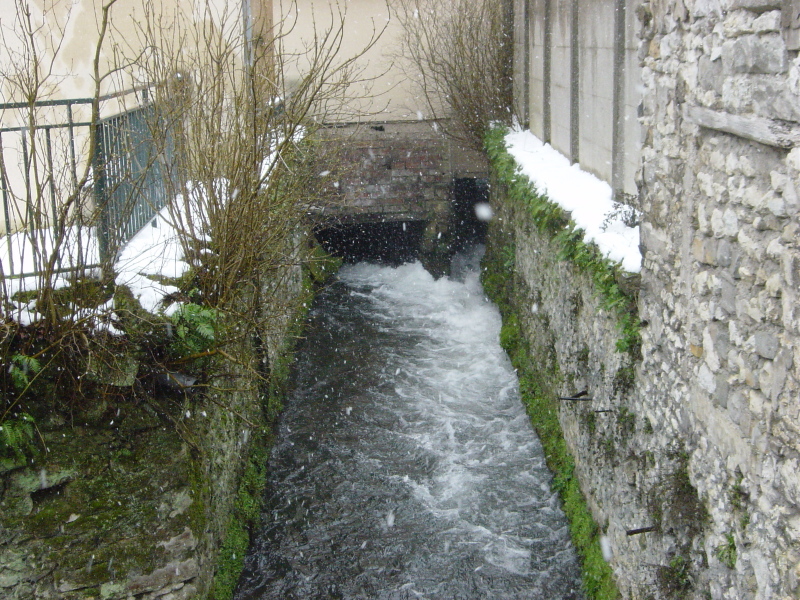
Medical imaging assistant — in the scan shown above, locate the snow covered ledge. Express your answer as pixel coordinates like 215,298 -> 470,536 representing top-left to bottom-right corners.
503,127 -> 642,274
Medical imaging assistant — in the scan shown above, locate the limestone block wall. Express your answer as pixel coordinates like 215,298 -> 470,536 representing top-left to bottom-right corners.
506,1 -> 800,598
493,188 -> 713,599
636,1 -> 800,598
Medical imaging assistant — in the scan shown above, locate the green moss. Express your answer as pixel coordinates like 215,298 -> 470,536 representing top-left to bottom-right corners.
715,533 -> 736,569
671,461 -> 709,532
730,471 -> 747,513
485,126 -> 640,357
582,409 -> 597,435
617,407 -> 636,440
213,515 -> 250,600
612,365 -> 636,395
656,554 -> 692,597
305,238 -> 343,287
482,247 -> 619,600
211,433 -> 271,600
577,346 -> 590,367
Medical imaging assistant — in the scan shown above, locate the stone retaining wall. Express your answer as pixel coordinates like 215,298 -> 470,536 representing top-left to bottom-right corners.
500,1 -> 800,598
0,244 -> 306,600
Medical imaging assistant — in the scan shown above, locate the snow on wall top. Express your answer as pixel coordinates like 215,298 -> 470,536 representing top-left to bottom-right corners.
504,127 -> 642,273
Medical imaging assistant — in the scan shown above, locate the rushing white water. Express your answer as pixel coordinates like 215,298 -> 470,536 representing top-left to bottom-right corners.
236,247 -> 584,600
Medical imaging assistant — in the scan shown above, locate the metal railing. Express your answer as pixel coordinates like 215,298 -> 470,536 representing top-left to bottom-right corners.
94,101 -> 176,262
0,88 -> 175,281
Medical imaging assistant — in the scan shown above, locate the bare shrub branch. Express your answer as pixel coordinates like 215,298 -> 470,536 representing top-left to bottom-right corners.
393,0 -> 514,151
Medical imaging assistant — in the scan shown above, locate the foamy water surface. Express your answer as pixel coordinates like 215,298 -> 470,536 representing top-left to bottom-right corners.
235,248 -> 584,600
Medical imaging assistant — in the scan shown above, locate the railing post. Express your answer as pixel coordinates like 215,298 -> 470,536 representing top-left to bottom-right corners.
0,132 -> 14,278
45,127 -> 57,231
21,133 -> 32,238
94,118 -> 110,268
66,103 -> 78,189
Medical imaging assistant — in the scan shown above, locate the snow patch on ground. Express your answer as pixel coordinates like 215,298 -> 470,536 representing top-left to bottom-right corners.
2,197 -> 197,324
114,205 -> 189,316
504,127 -> 641,273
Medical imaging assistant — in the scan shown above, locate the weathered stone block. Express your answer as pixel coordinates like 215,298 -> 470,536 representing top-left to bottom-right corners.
699,362 -> 718,392
753,10 -> 782,32
753,330 -> 780,358
719,273 -> 739,315
737,75 -> 800,121
126,559 -> 198,596
724,10 -> 757,37
711,207 -> 740,237
641,222 -> 670,256
782,180 -> 799,215
783,253 -> 800,288
767,193 -> 787,217
748,388 -> 768,418
715,374 -> 731,405
703,324 -> 724,371
693,235 -> 719,264
699,56 -> 725,94
724,0 -> 781,11
716,238 -> 733,267
766,236 -> 785,258
721,34 -> 788,74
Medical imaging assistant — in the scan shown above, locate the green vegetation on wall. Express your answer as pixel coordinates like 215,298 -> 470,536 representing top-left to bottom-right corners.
481,243 -> 619,600
485,126 -> 640,356
210,240 -> 341,600
211,428 -> 272,600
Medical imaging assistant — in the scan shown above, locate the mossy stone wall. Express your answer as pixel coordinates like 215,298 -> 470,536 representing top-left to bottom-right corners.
484,171 -> 709,599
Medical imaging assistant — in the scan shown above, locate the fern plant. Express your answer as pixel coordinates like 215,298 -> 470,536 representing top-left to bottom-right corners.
9,353 -> 42,392
169,303 -> 218,359
0,413 -> 36,462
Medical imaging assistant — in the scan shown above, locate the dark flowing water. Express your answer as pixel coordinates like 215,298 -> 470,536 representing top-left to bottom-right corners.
235,248 -> 584,600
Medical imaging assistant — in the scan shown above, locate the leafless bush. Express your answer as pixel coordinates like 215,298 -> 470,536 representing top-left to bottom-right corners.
0,0 -> 120,327
124,0 -> 382,356
394,0 -> 514,151
0,0 -> 382,422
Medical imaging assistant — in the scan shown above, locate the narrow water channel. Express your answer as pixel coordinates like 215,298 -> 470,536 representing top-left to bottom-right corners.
235,247 -> 584,600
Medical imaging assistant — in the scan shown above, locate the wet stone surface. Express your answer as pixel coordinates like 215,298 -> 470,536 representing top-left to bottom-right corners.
0,402 -> 200,600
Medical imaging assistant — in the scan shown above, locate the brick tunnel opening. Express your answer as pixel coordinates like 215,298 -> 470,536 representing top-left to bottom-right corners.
313,177 -> 489,269
314,221 -> 428,265
450,177 -> 489,252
